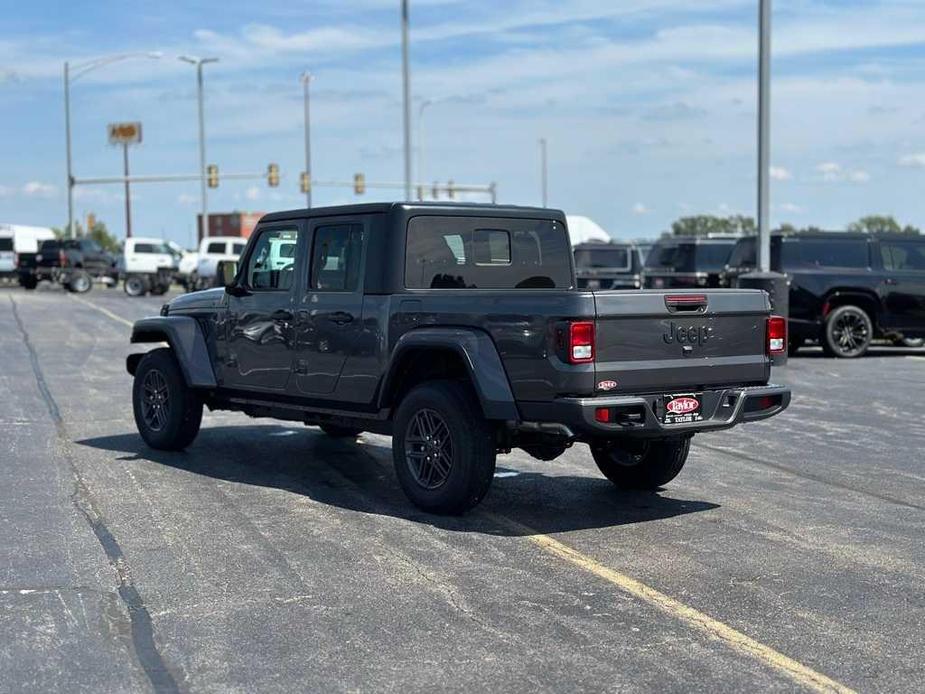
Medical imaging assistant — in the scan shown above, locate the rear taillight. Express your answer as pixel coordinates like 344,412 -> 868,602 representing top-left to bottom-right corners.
59,250 -> 67,267
568,321 -> 595,363
767,315 -> 786,355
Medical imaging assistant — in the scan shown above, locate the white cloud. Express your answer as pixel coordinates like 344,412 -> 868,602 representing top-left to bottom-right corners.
177,193 -> 197,206
898,153 -> 925,168
815,162 -> 870,184
769,166 -> 792,181
244,186 -> 262,201
22,181 -> 56,198
631,202 -> 649,215
778,202 -> 804,214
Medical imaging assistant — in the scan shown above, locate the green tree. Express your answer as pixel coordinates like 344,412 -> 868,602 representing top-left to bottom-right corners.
847,215 -> 920,235
669,214 -> 756,237
51,216 -> 122,250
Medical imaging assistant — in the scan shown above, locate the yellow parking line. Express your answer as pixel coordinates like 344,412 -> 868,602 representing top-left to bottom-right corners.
70,295 -> 133,328
488,513 -> 856,694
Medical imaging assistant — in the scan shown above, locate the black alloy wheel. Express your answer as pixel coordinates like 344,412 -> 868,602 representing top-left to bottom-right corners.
823,305 -> 872,358
403,408 -> 454,490
141,368 -> 171,432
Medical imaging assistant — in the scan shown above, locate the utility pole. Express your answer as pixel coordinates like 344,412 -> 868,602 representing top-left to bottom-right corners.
300,71 -> 313,208
539,137 -> 548,207
180,56 -> 219,242
401,0 -> 412,201
417,98 -> 432,189
64,62 -> 74,237
757,0 -> 771,272
123,143 -> 132,237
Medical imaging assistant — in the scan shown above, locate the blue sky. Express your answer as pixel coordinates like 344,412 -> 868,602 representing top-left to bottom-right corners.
1,0 -> 924,247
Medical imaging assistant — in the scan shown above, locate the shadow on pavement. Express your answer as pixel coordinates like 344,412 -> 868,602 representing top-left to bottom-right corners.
794,346 -> 925,359
77,424 -> 719,536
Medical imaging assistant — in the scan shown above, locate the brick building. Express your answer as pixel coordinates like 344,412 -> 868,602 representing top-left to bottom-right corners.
197,212 -> 264,242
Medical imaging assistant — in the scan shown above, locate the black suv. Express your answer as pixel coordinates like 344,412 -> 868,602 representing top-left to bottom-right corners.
573,241 -> 643,290
128,203 -> 789,514
643,236 -> 738,289
724,232 -> 925,357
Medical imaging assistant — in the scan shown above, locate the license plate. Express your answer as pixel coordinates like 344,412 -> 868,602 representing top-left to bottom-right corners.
661,394 -> 703,425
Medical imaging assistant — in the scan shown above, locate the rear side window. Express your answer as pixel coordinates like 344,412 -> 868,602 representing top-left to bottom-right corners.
694,244 -> 734,271
0,237 -> 13,252
574,247 -> 631,271
782,239 -> 869,269
310,224 -> 365,292
727,238 -> 756,269
134,243 -> 156,253
233,243 -> 246,255
405,216 -> 571,289
206,242 -> 224,254
881,240 -> 925,271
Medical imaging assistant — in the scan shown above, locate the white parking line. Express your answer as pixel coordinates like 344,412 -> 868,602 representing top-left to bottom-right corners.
69,295 -> 134,328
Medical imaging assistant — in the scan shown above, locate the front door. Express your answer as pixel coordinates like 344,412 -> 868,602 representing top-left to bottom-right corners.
292,220 -> 366,396
878,238 -> 925,331
221,223 -> 304,392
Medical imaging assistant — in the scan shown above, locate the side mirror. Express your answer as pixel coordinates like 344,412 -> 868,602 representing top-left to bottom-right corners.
219,260 -> 241,293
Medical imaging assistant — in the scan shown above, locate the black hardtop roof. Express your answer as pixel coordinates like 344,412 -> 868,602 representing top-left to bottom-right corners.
654,235 -> 740,245
772,230 -> 923,240
573,240 -> 635,249
261,201 -> 566,224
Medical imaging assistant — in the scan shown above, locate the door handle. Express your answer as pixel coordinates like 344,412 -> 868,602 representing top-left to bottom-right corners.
326,311 -> 354,325
271,309 -> 294,321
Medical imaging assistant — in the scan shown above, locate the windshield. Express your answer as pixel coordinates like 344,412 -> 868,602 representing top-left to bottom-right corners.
573,247 -> 631,271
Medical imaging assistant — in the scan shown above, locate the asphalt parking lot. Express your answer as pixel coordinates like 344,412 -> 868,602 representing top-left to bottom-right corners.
2,285 -> 924,693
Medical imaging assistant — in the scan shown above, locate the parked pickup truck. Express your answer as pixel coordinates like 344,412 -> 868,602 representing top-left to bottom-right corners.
25,238 -> 119,292
127,203 -> 790,514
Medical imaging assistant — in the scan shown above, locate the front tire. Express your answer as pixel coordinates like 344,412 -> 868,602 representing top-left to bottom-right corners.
66,270 -> 92,293
132,348 -> 203,450
822,305 -> 872,358
393,380 -> 496,514
591,437 -> 691,490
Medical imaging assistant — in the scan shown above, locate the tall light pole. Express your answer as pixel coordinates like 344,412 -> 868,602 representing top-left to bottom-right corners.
757,0 -> 771,272
539,138 -> 548,207
417,98 -> 432,190
180,55 -> 219,243
64,51 -> 161,237
401,0 -> 412,201
300,71 -> 313,208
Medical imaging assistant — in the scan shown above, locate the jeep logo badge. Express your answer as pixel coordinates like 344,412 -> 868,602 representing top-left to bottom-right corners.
663,321 -> 713,347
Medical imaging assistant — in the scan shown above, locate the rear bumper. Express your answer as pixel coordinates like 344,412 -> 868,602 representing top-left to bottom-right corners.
517,384 -> 791,440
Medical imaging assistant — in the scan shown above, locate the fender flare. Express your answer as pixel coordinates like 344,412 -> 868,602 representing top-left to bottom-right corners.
381,327 -> 519,422
128,316 -> 217,388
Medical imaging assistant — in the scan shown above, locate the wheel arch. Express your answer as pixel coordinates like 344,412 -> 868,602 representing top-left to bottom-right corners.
128,316 -> 216,388
822,289 -> 882,331
379,328 -> 519,422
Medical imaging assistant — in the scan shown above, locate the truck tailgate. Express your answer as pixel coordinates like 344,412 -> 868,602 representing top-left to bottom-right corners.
593,289 -> 769,393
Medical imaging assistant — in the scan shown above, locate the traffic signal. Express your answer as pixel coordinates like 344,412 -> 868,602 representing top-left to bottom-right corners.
354,173 -> 365,195
207,164 -> 219,188
300,172 -> 311,194
267,163 -> 280,187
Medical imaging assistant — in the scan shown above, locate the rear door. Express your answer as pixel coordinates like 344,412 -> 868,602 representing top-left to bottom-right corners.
291,218 -> 367,396
221,223 -> 304,392
592,290 -> 770,393
878,238 -> 925,330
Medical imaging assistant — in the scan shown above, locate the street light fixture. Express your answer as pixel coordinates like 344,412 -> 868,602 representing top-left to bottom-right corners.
179,55 -> 219,243
300,71 -> 313,208
64,51 -> 162,237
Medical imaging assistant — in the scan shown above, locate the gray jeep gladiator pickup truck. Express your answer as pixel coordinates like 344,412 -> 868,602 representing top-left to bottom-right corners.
128,202 -> 790,514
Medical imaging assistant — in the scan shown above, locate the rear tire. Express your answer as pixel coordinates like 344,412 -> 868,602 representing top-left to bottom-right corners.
124,275 -> 148,297
320,424 -> 362,439
393,380 -> 496,514
591,437 -> 691,490
132,348 -> 203,451
822,305 -> 872,358
21,275 -> 38,290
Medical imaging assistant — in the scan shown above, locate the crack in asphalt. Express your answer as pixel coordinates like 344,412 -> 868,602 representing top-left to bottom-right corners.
696,442 -> 925,512
10,295 -> 183,694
